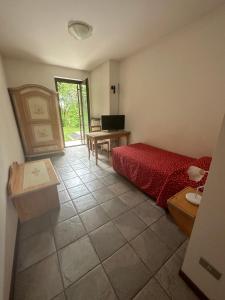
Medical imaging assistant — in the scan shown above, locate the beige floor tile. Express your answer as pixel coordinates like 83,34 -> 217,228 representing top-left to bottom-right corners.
52,292 -> 66,300
59,236 -> 100,287
108,181 -> 132,196
57,182 -> 66,192
133,278 -> 170,300
133,202 -> 164,225
14,254 -> 63,300
156,254 -> 198,300
50,201 -> 77,225
64,177 -> 83,188
103,244 -> 150,299
76,168 -> 91,176
130,228 -> 172,273
176,239 -> 189,260
101,197 -> 128,219
80,173 -> 97,183
90,221 -> 126,261
92,187 -> 116,203
86,179 -> 105,192
151,215 -> 186,250
80,206 -> 109,232
19,213 -> 51,240
68,184 -> 89,199
53,216 -> 86,249
73,193 -> 98,213
100,174 -> 121,186
17,230 -> 56,272
119,190 -> 148,208
114,211 -> 146,241
60,171 -> 77,181
58,190 -> 71,204
66,265 -> 117,300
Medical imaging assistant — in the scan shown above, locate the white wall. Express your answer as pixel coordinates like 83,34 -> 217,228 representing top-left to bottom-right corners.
3,57 -> 88,90
109,61 -> 119,115
90,60 -> 119,117
119,7 -> 225,158
90,61 -> 110,117
182,114 -> 225,300
0,55 -> 24,300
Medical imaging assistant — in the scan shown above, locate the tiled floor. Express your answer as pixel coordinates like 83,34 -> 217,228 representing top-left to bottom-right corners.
14,145 -> 199,300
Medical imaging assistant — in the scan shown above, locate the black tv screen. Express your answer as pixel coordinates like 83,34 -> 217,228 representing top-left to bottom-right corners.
101,115 -> 125,131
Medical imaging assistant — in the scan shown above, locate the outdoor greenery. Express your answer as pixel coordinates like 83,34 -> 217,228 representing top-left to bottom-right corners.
57,81 -> 89,142
58,82 -> 80,128
57,82 -> 80,141
63,126 -> 80,141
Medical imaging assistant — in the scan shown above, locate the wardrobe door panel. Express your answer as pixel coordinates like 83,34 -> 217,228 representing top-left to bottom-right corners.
9,84 -> 64,158
26,95 -> 50,120
32,124 -> 54,144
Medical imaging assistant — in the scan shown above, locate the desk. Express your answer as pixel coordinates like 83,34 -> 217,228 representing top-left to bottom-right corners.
86,130 -> 130,164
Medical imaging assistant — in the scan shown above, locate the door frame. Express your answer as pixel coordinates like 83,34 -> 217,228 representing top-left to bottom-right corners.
54,77 -> 91,146
79,78 -> 91,143
82,78 -> 91,133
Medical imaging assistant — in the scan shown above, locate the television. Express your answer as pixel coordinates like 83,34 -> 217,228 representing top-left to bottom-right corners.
101,115 -> 125,131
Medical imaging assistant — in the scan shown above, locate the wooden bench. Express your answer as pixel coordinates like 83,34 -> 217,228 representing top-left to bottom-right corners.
8,159 -> 60,223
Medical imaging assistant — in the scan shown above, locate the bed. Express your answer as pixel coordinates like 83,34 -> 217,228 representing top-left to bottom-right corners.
112,143 -> 211,208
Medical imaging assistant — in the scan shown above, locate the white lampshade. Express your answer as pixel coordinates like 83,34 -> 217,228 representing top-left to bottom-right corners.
68,21 -> 93,40
187,166 -> 205,182
186,192 -> 202,205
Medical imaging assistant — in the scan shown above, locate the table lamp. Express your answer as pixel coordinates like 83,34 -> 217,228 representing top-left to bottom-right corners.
186,166 -> 208,205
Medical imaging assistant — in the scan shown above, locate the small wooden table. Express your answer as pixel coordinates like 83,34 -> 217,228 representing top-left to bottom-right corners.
86,130 -> 130,165
8,159 -> 60,222
168,187 -> 201,237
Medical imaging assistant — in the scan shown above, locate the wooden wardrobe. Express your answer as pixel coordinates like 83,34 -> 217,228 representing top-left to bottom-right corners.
9,84 -> 64,159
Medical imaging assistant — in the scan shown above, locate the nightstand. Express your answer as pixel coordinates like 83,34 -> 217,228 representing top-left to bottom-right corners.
168,187 -> 201,237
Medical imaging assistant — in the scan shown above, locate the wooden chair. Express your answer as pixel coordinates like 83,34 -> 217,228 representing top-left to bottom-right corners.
90,117 -> 102,132
90,118 -> 110,158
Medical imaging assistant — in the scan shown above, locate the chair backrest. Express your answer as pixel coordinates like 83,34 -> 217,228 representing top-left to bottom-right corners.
90,117 -> 101,132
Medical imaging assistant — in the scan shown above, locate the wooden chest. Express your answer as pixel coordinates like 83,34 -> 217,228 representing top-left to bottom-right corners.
8,159 -> 60,222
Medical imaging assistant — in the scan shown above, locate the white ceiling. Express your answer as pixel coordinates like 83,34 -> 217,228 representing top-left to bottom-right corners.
0,0 -> 224,71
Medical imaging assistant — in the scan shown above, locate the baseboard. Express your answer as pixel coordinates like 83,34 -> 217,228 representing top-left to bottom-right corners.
179,270 -> 209,300
9,221 -> 20,300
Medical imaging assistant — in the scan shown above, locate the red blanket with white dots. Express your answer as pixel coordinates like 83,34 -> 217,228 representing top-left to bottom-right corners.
112,143 -> 211,208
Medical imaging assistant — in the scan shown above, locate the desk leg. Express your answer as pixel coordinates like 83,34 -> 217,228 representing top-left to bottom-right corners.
126,134 -> 130,145
87,137 -> 90,160
94,139 -> 98,165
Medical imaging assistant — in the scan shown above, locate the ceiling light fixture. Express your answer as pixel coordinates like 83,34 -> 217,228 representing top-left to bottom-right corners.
68,20 -> 93,40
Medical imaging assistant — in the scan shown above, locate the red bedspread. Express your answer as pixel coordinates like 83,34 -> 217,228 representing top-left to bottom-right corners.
112,143 -> 211,208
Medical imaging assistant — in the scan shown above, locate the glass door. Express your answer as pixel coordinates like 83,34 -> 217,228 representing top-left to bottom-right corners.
55,78 -> 90,147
